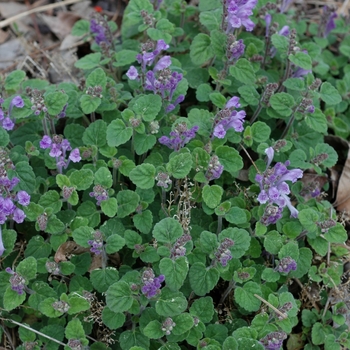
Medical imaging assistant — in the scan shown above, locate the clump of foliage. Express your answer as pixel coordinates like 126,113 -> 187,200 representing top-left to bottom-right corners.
1,0 -> 350,349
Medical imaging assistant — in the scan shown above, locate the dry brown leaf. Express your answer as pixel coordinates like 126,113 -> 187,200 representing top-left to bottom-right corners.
54,241 -> 90,263
40,12 -> 80,40
0,28 -> 9,44
0,2 -> 32,31
335,144 -> 350,212
89,253 -> 103,271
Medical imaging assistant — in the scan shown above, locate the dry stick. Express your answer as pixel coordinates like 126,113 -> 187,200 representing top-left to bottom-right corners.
0,0 -> 88,29
253,294 -> 288,320
1,318 -> 66,346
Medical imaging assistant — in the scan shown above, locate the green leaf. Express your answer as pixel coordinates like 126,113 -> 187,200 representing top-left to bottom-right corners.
119,330 -> 150,350
190,33 -> 214,66
143,320 -> 164,339
202,185 -> 223,209
3,287 -> 26,310
269,93 -> 295,117
25,236 -> 51,259
0,127 -> 9,147
200,9 -> 221,31
107,119 -> 133,147
46,215 -> 65,235
67,294 -> 90,314
200,231 -> 218,254
219,228 -> 251,259
152,218 -> 183,244
69,169 -> 94,190
229,59 -> 255,84
166,153 -> 193,179
44,91 -> 68,115
75,53 -> 101,70
90,267 -> 119,293
133,210 -> 153,234
102,307 -> 126,329
38,190 -> 62,213
305,108 -> 327,134
129,95 -> 162,121
311,322 -> 326,345
189,296 -> 214,323
288,51 -> 312,70
155,288 -> 188,317
159,257 -> 189,291
114,50 -> 138,67
238,85 -> 260,106
271,34 -> 289,54
261,268 -> 280,282
209,93 -> 227,109
105,234 -> 125,254
172,313 -> 194,335
2,229 -> 16,258
324,223 -> 347,243
215,146 -> 243,173
314,143 -> 338,168
264,231 -> 283,255
290,247 -> 312,278
320,82 -> 342,105
134,133 -> 156,155
117,190 -> 140,218
82,119 -> 107,148
283,78 -> 305,91
86,67 -> 107,88
101,198 -> 118,217
80,94 -> 101,114
234,281 -> 262,312
65,318 -> 85,339
72,226 -> 94,248
298,208 -> 319,233
17,256 -> 37,280
71,19 -> 90,36
225,207 -> 248,225
5,70 -> 26,91
189,263 -> 220,296
8,161 -> 36,193
106,281 -> 134,313
196,83 -> 213,102
251,122 -> 271,143
278,241 -> 299,261
94,167 -> 113,188
129,163 -> 156,189
56,174 -> 70,188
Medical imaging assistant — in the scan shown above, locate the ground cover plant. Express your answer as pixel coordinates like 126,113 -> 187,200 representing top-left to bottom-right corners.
1,0 -> 350,349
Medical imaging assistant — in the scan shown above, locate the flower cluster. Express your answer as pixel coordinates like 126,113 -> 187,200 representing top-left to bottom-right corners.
155,172 -> 172,189
226,34 -> 245,61
275,256 -> 297,274
0,96 -> 24,130
224,0 -> 258,32
276,302 -> 293,320
40,135 -> 81,173
214,238 -> 234,267
141,268 -> 165,299
6,267 -> 26,294
161,317 -> 176,335
0,148 -> 30,226
159,122 -> 199,151
212,96 -> 246,139
87,230 -> 104,255
205,155 -> 224,181
26,88 -> 47,115
259,331 -> 287,350
256,147 -> 303,224
90,13 -> 111,46
89,184 -> 109,206
52,300 -> 70,313
170,234 -> 191,259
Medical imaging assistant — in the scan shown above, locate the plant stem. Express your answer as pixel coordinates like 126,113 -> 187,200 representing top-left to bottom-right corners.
249,101 -> 263,124
219,280 -> 235,305
91,111 -> 96,123
253,294 -> 288,320
1,318 -> 66,346
217,215 -> 223,235
41,118 -> 50,136
48,117 -> 56,135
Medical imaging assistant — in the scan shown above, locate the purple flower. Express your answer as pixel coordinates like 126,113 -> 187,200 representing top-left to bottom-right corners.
155,172 -> 172,189
159,123 -> 198,151
6,268 -> 26,295
137,39 -> 169,73
126,66 -> 139,80
170,234 -> 191,259
2,117 -> 14,131
206,155 -> 224,181
212,96 -> 246,139
49,144 -> 62,157
276,256 -> 297,273
2,198 -> 15,215
88,230 -> 104,255
225,0 -> 258,32
256,147 -> 303,223
141,268 -> 165,298
90,18 -> 109,45
259,331 -> 287,350
89,184 -> 109,206
323,6 -> 337,37
227,38 -> 245,61
214,238 -> 234,267
13,208 -> 25,223
69,148 -> 81,163
154,56 -> 171,71
17,191 -> 30,206
11,96 -> 24,108
0,226 -> 5,257
40,135 -> 52,149
58,103 -> 68,118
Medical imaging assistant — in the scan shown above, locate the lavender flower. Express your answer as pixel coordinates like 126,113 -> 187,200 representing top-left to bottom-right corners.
275,256 -> 297,273
89,184 -> 109,205
205,155 -> 224,181
136,40 -> 169,73
224,0 -> 258,32
212,96 -> 246,139
12,96 -> 24,108
161,317 -> 176,335
259,331 -> 287,350
159,123 -> 199,151
126,66 -> 139,80
256,147 -> 303,223
6,267 -> 26,295
214,238 -> 234,267
87,230 -> 104,255
17,191 -> 31,206
170,234 -> 191,259
156,172 -> 172,189
227,37 -> 245,61
321,6 -> 337,38
141,268 -> 165,298
0,96 -> 25,131
90,13 -> 111,46
69,148 -> 82,163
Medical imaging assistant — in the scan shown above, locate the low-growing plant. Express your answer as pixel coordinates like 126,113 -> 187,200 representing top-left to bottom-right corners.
1,0 -> 350,349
